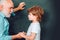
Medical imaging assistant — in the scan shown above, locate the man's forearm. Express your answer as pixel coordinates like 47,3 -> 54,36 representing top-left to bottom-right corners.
12,35 -> 17,40
13,7 -> 20,12
12,34 -> 22,40
13,2 -> 25,12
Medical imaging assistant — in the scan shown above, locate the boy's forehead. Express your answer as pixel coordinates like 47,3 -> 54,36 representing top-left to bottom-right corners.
29,12 -> 32,14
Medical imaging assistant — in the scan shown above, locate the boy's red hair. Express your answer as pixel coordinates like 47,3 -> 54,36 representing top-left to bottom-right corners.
28,6 -> 44,22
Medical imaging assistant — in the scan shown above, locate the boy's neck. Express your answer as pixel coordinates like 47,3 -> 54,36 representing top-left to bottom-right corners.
32,20 -> 39,23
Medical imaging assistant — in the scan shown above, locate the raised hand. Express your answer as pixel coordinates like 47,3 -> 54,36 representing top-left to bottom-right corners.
17,2 -> 26,10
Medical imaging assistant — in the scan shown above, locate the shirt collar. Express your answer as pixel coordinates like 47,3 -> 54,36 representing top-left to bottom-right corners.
0,12 -> 6,18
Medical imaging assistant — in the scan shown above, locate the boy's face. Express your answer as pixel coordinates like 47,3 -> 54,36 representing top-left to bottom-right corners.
28,12 -> 37,21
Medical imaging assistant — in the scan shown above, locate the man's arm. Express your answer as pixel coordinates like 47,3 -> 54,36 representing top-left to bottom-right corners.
0,16 -> 12,40
13,2 -> 25,12
0,16 -> 23,40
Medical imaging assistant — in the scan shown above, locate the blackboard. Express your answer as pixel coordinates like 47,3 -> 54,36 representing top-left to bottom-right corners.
9,0 -> 56,40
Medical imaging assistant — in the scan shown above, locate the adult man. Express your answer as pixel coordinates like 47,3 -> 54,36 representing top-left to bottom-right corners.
0,0 -> 25,40
0,0 -> 25,12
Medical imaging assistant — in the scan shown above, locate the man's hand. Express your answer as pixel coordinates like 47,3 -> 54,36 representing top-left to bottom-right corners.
17,2 -> 25,10
16,31 -> 26,38
20,31 -> 26,38
14,2 -> 25,12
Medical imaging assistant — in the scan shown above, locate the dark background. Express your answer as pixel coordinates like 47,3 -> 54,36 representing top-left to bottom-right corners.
8,0 -> 60,40
53,0 -> 60,40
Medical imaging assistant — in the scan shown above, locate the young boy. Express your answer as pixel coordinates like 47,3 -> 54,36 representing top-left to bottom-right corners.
20,6 -> 44,40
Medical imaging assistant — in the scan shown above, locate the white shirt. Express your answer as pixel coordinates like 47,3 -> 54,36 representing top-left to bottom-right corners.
27,22 -> 41,40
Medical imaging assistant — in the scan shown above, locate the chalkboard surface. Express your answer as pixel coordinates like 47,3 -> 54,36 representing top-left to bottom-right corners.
9,0 -> 56,40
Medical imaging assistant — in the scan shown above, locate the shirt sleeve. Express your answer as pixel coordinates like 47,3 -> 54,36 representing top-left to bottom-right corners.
31,23 -> 40,34
0,16 -> 12,40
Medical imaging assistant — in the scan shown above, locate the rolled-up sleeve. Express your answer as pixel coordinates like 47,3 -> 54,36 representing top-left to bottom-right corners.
0,16 -> 12,40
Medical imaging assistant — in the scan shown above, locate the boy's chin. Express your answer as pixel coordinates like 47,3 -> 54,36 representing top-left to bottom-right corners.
28,19 -> 32,21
